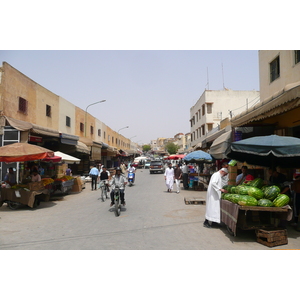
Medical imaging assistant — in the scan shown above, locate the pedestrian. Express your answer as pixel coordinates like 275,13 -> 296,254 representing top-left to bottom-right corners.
120,162 -> 127,174
65,165 -> 72,176
181,162 -> 189,190
221,162 -> 229,187
174,164 -> 182,193
89,164 -> 99,191
164,163 -> 175,192
203,168 -> 229,228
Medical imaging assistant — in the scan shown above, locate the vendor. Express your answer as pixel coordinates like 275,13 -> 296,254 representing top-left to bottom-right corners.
236,166 -> 249,185
31,169 -> 41,182
4,167 -> 17,186
268,168 -> 290,194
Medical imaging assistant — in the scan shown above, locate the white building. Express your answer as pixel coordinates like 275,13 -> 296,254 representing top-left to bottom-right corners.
190,89 -> 260,148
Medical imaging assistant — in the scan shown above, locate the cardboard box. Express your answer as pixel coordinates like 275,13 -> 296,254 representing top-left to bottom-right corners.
71,184 -> 82,193
28,181 -> 44,191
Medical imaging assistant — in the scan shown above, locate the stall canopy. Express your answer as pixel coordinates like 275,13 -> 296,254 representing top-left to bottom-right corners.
166,154 -> 186,160
225,134 -> 300,168
183,150 -> 213,163
54,151 -> 81,164
209,130 -> 232,160
0,142 -> 54,162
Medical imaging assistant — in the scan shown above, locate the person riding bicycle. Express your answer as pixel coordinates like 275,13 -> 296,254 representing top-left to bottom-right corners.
99,166 -> 110,192
127,164 -> 136,183
109,167 -> 128,207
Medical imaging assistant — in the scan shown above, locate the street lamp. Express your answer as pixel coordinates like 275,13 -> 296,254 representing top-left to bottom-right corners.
85,100 -> 106,137
118,126 -> 129,133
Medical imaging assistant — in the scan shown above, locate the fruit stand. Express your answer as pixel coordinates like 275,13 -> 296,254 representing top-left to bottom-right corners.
53,176 -> 75,194
0,181 -> 51,209
221,199 -> 292,237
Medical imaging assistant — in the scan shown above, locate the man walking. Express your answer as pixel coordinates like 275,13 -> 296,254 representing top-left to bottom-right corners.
174,164 -> 182,194
204,168 -> 228,228
89,164 -> 99,191
181,163 -> 189,190
164,163 -> 175,192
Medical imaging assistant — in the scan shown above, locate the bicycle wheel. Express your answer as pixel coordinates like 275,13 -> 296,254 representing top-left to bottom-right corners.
8,201 -> 21,210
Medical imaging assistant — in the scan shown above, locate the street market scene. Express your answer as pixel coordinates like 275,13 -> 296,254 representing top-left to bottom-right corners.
1,50 -> 300,252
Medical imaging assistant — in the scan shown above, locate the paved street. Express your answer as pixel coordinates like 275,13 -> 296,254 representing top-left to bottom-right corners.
0,169 -> 300,250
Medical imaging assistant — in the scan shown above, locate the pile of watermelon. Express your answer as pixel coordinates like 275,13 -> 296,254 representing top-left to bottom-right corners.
222,178 -> 290,207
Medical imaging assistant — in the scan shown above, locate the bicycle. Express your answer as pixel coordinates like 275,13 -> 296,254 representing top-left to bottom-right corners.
99,180 -> 109,201
114,186 -> 122,216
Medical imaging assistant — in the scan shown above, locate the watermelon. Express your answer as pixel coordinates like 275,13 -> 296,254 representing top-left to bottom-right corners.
263,185 -> 281,200
247,187 -> 264,200
230,186 -> 237,194
238,195 -> 258,206
222,185 -> 234,193
223,193 -> 232,201
261,185 -> 269,192
226,194 -> 235,202
273,194 -> 290,207
231,194 -> 241,204
236,185 -> 251,195
249,177 -> 264,189
257,199 -> 274,207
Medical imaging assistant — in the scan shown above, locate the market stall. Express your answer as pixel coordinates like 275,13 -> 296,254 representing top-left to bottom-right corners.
221,199 -> 292,236
0,182 -> 50,209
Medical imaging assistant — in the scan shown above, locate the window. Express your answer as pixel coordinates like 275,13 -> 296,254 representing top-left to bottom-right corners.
112,137 -> 114,143
207,124 -> 213,132
270,55 -> 280,82
98,129 -> 101,137
207,103 -> 212,114
201,125 -> 205,136
202,104 -> 205,115
108,135 -> 110,142
90,126 -> 94,135
295,50 -> 300,65
46,104 -> 51,117
104,131 -> 106,139
80,122 -> 84,132
66,116 -> 71,127
18,97 -> 28,114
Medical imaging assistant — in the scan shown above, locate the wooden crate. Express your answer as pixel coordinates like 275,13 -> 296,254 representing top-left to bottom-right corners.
256,228 -> 288,247
184,197 -> 205,205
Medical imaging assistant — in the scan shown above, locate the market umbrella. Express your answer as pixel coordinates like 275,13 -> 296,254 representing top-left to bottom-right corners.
166,154 -> 186,160
54,151 -> 80,164
0,142 -> 54,163
42,155 -> 62,163
225,134 -> 300,168
183,150 -> 213,163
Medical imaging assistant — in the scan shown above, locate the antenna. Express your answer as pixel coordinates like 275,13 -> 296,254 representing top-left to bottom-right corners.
222,63 -> 225,89
206,67 -> 209,90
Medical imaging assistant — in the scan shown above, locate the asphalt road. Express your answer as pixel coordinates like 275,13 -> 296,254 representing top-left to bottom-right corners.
1,169 -> 300,250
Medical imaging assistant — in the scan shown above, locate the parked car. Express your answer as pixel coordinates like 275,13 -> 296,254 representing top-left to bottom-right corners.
149,160 -> 165,174
144,161 -> 151,169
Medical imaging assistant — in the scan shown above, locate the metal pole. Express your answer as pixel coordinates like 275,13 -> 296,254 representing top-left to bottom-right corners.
85,100 -> 106,137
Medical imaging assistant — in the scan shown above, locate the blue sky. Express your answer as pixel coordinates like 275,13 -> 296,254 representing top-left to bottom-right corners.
0,50 -> 259,144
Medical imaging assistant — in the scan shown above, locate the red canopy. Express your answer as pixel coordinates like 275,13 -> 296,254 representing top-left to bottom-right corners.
166,154 -> 186,160
42,155 -> 62,163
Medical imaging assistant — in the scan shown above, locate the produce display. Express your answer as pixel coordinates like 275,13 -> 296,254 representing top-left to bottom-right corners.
222,179 -> 290,207
41,178 -> 54,186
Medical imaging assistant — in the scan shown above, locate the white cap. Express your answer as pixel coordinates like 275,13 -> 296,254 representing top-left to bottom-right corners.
220,168 -> 228,173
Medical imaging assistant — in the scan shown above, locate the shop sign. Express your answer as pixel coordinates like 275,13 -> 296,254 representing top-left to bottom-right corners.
29,135 -> 42,143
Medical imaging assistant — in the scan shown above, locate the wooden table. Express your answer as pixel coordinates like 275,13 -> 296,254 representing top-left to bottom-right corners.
0,188 -> 50,208
220,199 -> 292,236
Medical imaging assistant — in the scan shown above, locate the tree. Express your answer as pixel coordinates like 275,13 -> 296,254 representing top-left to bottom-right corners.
165,142 -> 179,155
143,144 -> 151,152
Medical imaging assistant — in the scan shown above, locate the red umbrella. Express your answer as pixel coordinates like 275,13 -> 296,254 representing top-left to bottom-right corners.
42,155 -> 62,163
166,154 -> 186,160
0,142 -> 54,162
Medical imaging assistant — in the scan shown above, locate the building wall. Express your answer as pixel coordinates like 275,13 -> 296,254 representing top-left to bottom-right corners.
59,96 -> 76,135
0,62 -> 37,123
259,50 -> 300,102
35,84 -> 59,130
190,90 -> 260,147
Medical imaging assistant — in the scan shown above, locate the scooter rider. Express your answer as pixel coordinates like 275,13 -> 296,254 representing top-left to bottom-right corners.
127,164 -> 136,183
109,167 -> 128,207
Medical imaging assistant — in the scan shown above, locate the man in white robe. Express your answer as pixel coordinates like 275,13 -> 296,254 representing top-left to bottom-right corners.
204,168 -> 228,228
164,163 -> 175,192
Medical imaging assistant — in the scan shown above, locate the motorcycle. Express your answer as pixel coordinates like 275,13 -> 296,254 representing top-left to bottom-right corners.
128,171 -> 135,186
